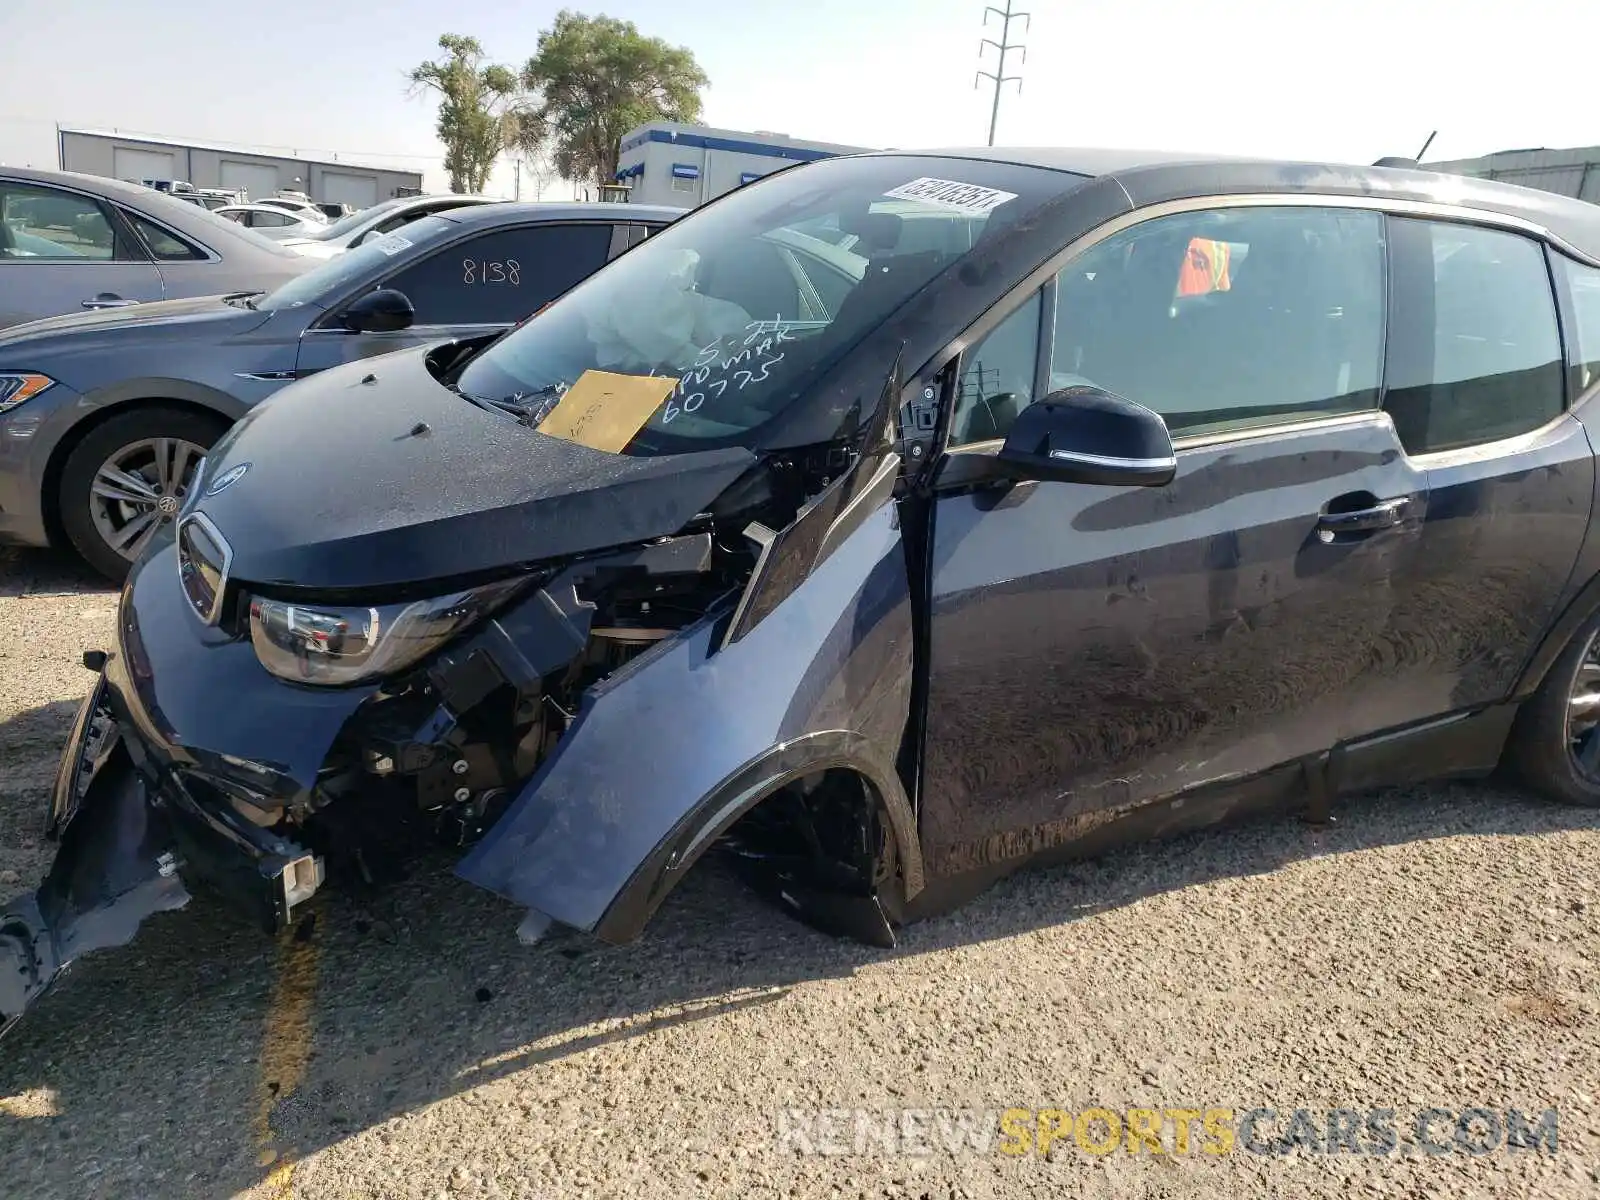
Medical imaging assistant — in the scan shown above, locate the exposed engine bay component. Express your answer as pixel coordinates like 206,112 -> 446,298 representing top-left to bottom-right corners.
285,438 -> 876,886
3,422 -> 912,1032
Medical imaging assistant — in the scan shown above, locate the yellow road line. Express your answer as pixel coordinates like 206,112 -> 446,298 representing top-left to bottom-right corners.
251,920 -> 322,1196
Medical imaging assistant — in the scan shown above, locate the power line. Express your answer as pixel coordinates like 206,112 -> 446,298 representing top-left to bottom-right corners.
975,1 -> 1028,147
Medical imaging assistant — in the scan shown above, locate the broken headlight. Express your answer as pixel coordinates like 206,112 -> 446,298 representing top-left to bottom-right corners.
248,577 -> 531,686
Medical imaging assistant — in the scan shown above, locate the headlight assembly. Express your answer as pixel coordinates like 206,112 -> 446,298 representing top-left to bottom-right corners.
248,576 -> 531,686
0,372 -> 55,414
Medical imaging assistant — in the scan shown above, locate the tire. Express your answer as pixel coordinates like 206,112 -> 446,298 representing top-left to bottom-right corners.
58,405 -> 229,583
1506,607 -> 1600,807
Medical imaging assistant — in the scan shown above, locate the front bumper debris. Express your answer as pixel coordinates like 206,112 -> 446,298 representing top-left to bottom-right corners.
1,638 -> 329,1034
0,707 -> 189,1034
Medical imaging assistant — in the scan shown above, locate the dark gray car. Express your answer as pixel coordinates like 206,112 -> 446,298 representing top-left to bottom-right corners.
0,167 -> 313,328
15,147 -> 1600,1043
0,201 -> 681,577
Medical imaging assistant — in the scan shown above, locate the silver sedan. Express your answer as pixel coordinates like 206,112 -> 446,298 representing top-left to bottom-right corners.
0,167 -> 311,329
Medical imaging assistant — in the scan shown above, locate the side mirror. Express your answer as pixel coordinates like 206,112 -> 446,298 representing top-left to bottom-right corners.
341,288 -> 414,334
995,386 -> 1176,487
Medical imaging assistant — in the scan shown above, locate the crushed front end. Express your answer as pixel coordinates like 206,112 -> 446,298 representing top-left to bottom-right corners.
1,432 -> 917,1031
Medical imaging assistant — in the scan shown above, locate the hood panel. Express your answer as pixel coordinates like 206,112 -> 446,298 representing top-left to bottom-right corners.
194,347 -> 759,591
0,294 -> 265,348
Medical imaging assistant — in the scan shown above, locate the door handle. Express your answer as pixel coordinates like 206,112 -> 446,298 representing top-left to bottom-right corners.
1316,496 -> 1410,537
81,295 -> 139,310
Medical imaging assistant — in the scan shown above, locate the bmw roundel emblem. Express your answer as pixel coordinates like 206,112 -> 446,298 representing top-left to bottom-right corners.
205,462 -> 251,497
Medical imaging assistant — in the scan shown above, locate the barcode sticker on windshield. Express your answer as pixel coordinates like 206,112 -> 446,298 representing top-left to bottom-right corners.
881,177 -> 1018,216
371,233 -> 412,256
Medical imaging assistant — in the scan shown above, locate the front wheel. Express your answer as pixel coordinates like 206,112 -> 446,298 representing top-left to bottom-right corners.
58,406 -> 229,582
1506,608 -> 1600,807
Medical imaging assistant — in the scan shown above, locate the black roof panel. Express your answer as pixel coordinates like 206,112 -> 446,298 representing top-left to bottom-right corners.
851,147 -> 1600,263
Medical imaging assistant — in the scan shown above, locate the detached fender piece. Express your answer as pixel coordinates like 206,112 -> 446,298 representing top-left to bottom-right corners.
1,742 -> 188,1034
456,500 -> 920,941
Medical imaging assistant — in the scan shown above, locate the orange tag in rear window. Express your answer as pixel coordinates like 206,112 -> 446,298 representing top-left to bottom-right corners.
535,370 -> 679,453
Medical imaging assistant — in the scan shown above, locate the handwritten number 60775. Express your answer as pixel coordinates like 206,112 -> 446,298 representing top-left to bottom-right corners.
463,259 -> 521,285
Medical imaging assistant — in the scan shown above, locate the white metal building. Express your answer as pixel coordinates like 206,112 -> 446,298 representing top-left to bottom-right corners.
613,122 -> 870,207
1424,145 -> 1600,204
56,128 -> 423,207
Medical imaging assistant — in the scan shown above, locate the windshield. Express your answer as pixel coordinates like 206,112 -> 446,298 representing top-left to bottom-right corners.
305,197 -> 410,242
255,215 -> 457,311
454,155 -> 1070,457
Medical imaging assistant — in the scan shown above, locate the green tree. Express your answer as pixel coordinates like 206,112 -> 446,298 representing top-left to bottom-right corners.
519,11 -> 709,191
408,34 -> 520,193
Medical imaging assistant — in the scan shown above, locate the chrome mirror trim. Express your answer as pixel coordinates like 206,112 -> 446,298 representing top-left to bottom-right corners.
1045,448 -> 1178,471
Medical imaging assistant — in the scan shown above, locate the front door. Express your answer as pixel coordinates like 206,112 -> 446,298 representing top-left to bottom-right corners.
0,178 -> 164,328
294,221 -> 619,379
917,202 -> 1428,878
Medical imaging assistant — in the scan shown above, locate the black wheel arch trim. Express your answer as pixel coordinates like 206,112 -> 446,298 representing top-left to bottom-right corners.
1513,564 -> 1600,699
591,729 -> 925,945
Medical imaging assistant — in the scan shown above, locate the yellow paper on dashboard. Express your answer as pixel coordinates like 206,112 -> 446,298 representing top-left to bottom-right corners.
534,370 -> 679,453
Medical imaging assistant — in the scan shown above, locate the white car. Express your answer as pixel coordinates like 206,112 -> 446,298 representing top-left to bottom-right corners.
277,193 -> 502,259
212,203 -> 327,240
254,196 -> 331,224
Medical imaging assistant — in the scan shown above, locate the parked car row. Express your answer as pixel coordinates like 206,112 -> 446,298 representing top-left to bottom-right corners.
275,192 -> 502,259
8,145 -> 1600,1041
0,178 -> 678,574
140,179 -> 351,221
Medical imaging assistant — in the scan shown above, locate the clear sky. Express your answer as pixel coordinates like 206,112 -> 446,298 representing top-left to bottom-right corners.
1,0 -> 1594,197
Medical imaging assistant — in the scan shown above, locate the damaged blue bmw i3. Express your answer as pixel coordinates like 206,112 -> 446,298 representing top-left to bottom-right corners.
8,146 -> 1600,1032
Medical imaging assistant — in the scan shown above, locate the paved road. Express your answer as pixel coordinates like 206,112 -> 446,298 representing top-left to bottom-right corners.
1,546 -> 1597,1199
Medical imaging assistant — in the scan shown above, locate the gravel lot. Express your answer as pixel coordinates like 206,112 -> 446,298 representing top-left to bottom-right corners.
1,545 -> 1598,1199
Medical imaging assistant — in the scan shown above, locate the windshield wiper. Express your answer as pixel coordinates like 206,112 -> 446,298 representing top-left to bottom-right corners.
450,382 -> 564,426
453,382 -> 566,426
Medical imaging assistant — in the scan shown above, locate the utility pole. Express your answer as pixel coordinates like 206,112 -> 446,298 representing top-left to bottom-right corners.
514,159 -> 522,201
976,1 -> 1028,147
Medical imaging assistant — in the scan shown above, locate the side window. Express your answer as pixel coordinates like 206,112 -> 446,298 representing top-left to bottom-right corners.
1555,255 -> 1600,400
255,211 -> 294,228
0,182 -> 119,261
1047,206 -> 1387,440
950,290 -> 1042,444
384,222 -> 613,326
127,213 -> 206,261
1385,220 -> 1564,454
